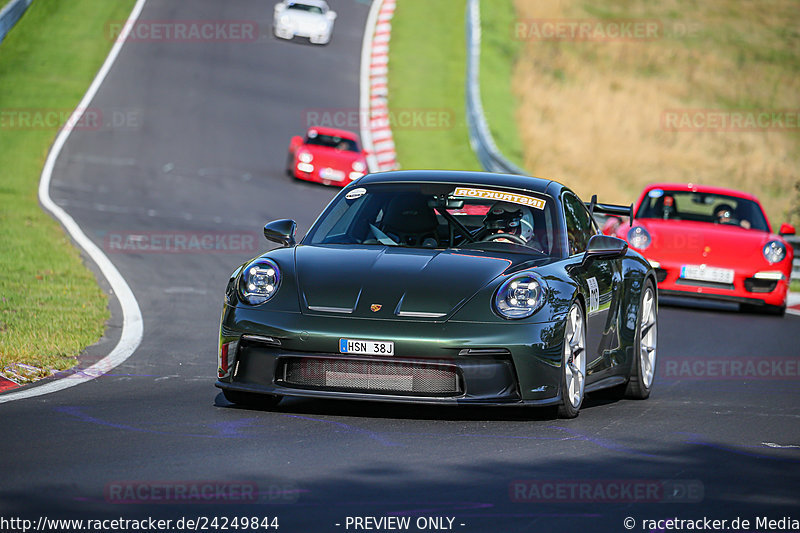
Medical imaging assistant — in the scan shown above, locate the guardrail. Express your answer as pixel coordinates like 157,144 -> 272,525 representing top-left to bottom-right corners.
0,0 -> 33,45
786,235 -> 800,281
465,0 -> 525,175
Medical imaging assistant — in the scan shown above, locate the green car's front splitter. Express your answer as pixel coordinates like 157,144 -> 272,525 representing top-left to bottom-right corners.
216,304 -> 566,406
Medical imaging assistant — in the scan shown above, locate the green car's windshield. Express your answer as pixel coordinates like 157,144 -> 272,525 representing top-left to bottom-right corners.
305,183 -> 561,255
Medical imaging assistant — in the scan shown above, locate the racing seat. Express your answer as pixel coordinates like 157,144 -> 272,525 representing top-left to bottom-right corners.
380,194 -> 440,247
650,195 -> 678,220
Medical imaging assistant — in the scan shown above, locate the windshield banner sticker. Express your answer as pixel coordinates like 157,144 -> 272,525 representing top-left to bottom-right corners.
345,187 -> 367,200
453,187 -> 546,210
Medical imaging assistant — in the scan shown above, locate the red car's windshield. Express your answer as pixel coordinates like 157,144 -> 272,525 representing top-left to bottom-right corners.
636,189 -> 769,232
305,133 -> 359,152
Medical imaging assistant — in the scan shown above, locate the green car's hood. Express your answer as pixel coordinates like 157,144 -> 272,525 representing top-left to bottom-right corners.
295,245 -> 524,320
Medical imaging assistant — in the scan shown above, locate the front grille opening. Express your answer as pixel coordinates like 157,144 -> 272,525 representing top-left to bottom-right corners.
277,357 -> 463,397
675,278 -> 734,290
654,268 -> 668,283
744,277 -> 778,293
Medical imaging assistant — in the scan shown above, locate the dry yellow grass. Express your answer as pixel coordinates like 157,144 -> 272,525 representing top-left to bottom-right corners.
512,0 -> 800,226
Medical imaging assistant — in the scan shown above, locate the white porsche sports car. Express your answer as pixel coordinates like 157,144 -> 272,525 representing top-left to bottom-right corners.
273,0 -> 337,45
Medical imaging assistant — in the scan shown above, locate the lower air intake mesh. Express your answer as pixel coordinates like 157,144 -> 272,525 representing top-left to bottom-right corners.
278,357 -> 462,396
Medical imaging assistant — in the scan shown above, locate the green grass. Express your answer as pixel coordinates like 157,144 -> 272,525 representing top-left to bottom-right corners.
387,0 -> 480,170
791,279 -> 800,293
512,0 -> 800,226
387,0 -> 524,171
0,0 -> 135,375
478,0 -> 526,169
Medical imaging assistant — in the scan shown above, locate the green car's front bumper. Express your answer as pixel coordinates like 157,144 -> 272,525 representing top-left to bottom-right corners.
215,304 -> 567,406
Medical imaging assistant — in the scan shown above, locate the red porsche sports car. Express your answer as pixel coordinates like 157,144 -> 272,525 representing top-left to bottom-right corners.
286,126 -> 368,187
602,183 -> 795,315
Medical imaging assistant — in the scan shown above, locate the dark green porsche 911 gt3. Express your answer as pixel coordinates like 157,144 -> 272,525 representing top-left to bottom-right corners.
216,170 -> 658,417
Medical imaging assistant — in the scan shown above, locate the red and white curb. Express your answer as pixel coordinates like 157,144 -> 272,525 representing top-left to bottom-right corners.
0,376 -> 19,392
359,0 -> 398,172
787,292 -> 800,316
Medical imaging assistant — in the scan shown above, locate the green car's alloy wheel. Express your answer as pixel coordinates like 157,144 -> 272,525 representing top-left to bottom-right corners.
558,302 -> 586,418
625,280 -> 657,399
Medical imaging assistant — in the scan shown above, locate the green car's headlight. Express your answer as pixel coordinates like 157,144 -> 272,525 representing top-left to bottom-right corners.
494,274 -> 543,319
239,258 -> 281,305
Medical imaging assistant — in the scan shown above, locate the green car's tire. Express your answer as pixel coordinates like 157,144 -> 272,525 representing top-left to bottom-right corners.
625,280 -> 658,400
558,301 -> 586,419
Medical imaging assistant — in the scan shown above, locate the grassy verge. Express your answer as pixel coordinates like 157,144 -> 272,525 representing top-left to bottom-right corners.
0,0 -> 135,378
479,0 -> 526,169
791,279 -> 800,293
387,0 -> 480,170
512,0 -> 800,226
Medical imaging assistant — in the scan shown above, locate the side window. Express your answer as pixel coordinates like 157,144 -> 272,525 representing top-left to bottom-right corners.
563,193 -> 596,255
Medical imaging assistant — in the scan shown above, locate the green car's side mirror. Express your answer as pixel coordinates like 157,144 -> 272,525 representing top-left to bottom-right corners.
264,219 -> 297,247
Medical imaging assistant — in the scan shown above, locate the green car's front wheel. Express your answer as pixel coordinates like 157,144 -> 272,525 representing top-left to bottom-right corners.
558,301 -> 586,418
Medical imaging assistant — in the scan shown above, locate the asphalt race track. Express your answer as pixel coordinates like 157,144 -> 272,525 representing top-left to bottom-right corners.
1,1 -> 799,532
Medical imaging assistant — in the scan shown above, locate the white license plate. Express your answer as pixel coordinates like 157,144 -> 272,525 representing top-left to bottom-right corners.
681,265 -> 734,284
339,338 -> 394,356
320,168 -> 345,181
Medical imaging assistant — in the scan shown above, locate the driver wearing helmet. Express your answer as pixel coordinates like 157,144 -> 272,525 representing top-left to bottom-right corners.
714,203 -> 735,225
482,202 -> 542,251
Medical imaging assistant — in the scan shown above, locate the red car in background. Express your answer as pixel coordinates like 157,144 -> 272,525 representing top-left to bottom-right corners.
602,183 -> 795,315
287,126 -> 368,187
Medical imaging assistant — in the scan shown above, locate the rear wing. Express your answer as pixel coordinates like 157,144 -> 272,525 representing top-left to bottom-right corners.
585,194 -> 634,221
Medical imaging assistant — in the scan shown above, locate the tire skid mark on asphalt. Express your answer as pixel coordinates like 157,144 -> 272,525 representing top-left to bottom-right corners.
54,406 -> 254,439
378,430 -> 576,442
52,197 -> 260,229
547,426 -> 659,457
678,432 -> 800,462
276,414 -> 401,447
54,405 -> 401,444
763,441 -> 800,449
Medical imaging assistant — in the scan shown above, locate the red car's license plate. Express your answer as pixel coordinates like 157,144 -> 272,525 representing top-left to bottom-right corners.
680,265 -> 734,284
